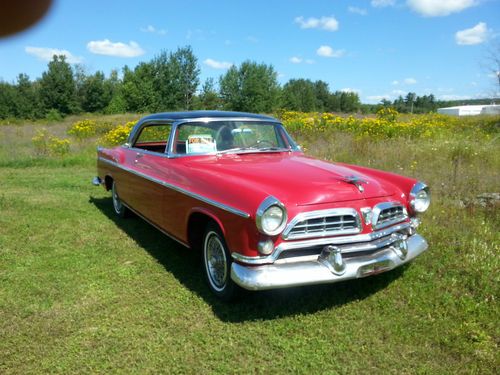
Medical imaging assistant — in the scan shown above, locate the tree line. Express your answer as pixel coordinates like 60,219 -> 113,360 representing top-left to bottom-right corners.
0,46 -> 363,119
0,45 -> 493,120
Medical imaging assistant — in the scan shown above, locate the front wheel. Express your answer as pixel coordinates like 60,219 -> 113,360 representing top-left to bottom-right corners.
202,224 -> 239,300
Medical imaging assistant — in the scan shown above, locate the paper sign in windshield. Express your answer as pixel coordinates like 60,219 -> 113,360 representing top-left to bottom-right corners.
186,134 -> 217,154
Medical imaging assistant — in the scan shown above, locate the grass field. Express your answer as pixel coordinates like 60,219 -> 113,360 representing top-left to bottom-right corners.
0,115 -> 499,374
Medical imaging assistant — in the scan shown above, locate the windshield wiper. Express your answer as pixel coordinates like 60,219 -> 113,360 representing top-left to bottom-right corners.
217,147 -> 259,154
256,147 -> 290,152
217,146 -> 291,155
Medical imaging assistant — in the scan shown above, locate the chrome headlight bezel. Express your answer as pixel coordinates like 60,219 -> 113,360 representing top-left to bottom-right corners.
256,196 -> 288,236
409,181 -> 430,214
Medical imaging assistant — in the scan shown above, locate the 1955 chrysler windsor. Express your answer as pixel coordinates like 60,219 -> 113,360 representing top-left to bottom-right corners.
93,111 -> 430,300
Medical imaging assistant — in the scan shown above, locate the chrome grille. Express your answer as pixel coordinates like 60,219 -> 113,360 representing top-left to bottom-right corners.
283,209 -> 361,240
373,203 -> 407,229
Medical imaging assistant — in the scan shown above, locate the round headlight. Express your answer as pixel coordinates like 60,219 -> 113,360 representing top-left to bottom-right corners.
410,182 -> 430,213
256,196 -> 287,236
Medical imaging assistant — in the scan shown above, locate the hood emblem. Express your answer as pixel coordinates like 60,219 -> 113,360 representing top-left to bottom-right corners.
342,175 -> 368,193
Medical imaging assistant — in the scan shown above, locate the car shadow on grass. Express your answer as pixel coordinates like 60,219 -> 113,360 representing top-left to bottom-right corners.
90,196 -> 408,323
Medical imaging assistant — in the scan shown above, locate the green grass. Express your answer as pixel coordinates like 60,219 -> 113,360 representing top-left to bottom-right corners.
0,116 -> 498,374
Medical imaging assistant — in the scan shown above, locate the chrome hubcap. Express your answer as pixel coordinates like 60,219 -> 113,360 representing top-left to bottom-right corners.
205,232 -> 227,291
112,183 -> 122,213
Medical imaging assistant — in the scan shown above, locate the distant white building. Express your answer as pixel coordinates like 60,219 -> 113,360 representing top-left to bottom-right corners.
437,104 -> 500,116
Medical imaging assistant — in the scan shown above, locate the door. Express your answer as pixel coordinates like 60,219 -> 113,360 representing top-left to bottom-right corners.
121,123 -> 172,227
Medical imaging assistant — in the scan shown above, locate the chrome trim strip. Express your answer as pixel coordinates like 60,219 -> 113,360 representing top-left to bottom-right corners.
231,222 -> 412,265
173,117 -> 281,124
372,201 -> 408,230
231,234 -> 428,291
98,156 -> 251,218
282,208 -> 362,240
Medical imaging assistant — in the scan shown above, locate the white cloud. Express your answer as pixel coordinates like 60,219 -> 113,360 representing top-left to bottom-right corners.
392,89 -> 406,96
371,0 -> 396,7
25,46 -> 83,64
392,78 -> 417,85
437,94 -> 473,101
290,56 -> 302,64
407,0 -> 477,17
87,39 -> 144,57
295,16 -> 339,31
341,88 -> 361,94
186,29 -> 202,40
455,22 -> 488,45
140,25 -> 166,35
367,95 -> 391,103
305,59 -> 315,64
316,45 -> 345,58
348,6 -> 368,15
203,58 -> 233,69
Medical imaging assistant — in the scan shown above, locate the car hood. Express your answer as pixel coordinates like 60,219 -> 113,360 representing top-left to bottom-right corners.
183,153 -> 397,206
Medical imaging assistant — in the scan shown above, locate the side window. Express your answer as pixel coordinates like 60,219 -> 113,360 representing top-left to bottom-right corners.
133,124 -> 172,153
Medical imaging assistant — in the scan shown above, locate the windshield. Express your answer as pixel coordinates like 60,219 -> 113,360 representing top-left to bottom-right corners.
172,121 -> 298,155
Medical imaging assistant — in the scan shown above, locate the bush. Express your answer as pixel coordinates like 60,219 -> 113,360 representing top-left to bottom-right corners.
67,119 -> 97,140
100,121 -> 136,145
376,107 -> 398,122
277,111 -> 499,139
32,128 -> 71,156
48,137 -> 70,156
45,109 -> 64,122
32,128 -> 50,155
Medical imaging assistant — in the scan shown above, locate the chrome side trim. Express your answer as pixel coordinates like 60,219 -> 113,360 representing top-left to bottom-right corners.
282,208 -> 362,240
231,234 -> 428,291
371,201 -> 408,230
98,157 -> 251,219
231,222 -> 412,265
173,117 -> 281,124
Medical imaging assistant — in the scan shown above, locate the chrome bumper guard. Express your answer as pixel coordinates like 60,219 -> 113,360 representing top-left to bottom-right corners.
92,176 -> 102,186
231,233 -> 428,291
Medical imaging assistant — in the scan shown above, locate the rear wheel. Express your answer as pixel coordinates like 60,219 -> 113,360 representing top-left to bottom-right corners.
202,223 -> 239,300
111,181 -> 129,218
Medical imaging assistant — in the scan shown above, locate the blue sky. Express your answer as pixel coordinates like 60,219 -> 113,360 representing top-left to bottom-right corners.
0,0 -> 499,103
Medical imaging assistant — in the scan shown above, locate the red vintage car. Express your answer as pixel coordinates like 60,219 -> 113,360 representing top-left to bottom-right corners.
93,111 -> 430,300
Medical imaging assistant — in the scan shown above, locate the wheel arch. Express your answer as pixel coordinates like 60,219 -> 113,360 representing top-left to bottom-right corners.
187,208 -> 226,251
104,175 -> 113,191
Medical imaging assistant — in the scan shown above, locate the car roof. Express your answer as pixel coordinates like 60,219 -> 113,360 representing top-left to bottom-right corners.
139,110 -> 278,122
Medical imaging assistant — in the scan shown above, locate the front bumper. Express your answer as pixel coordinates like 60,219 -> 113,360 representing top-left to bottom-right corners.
231,233 -> 428,291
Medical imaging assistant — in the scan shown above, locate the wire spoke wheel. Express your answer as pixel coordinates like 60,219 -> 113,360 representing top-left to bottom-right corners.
204,231 -> 228,291
111,181 -> 127,217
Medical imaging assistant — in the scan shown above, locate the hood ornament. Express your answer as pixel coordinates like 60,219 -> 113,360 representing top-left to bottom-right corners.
342,175 -> 368,193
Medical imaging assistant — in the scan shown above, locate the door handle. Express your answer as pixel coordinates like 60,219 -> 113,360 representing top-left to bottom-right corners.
134,152 -> 143,163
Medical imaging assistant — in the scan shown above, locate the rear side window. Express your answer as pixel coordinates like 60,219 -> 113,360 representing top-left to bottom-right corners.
133,124 -> 172,153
